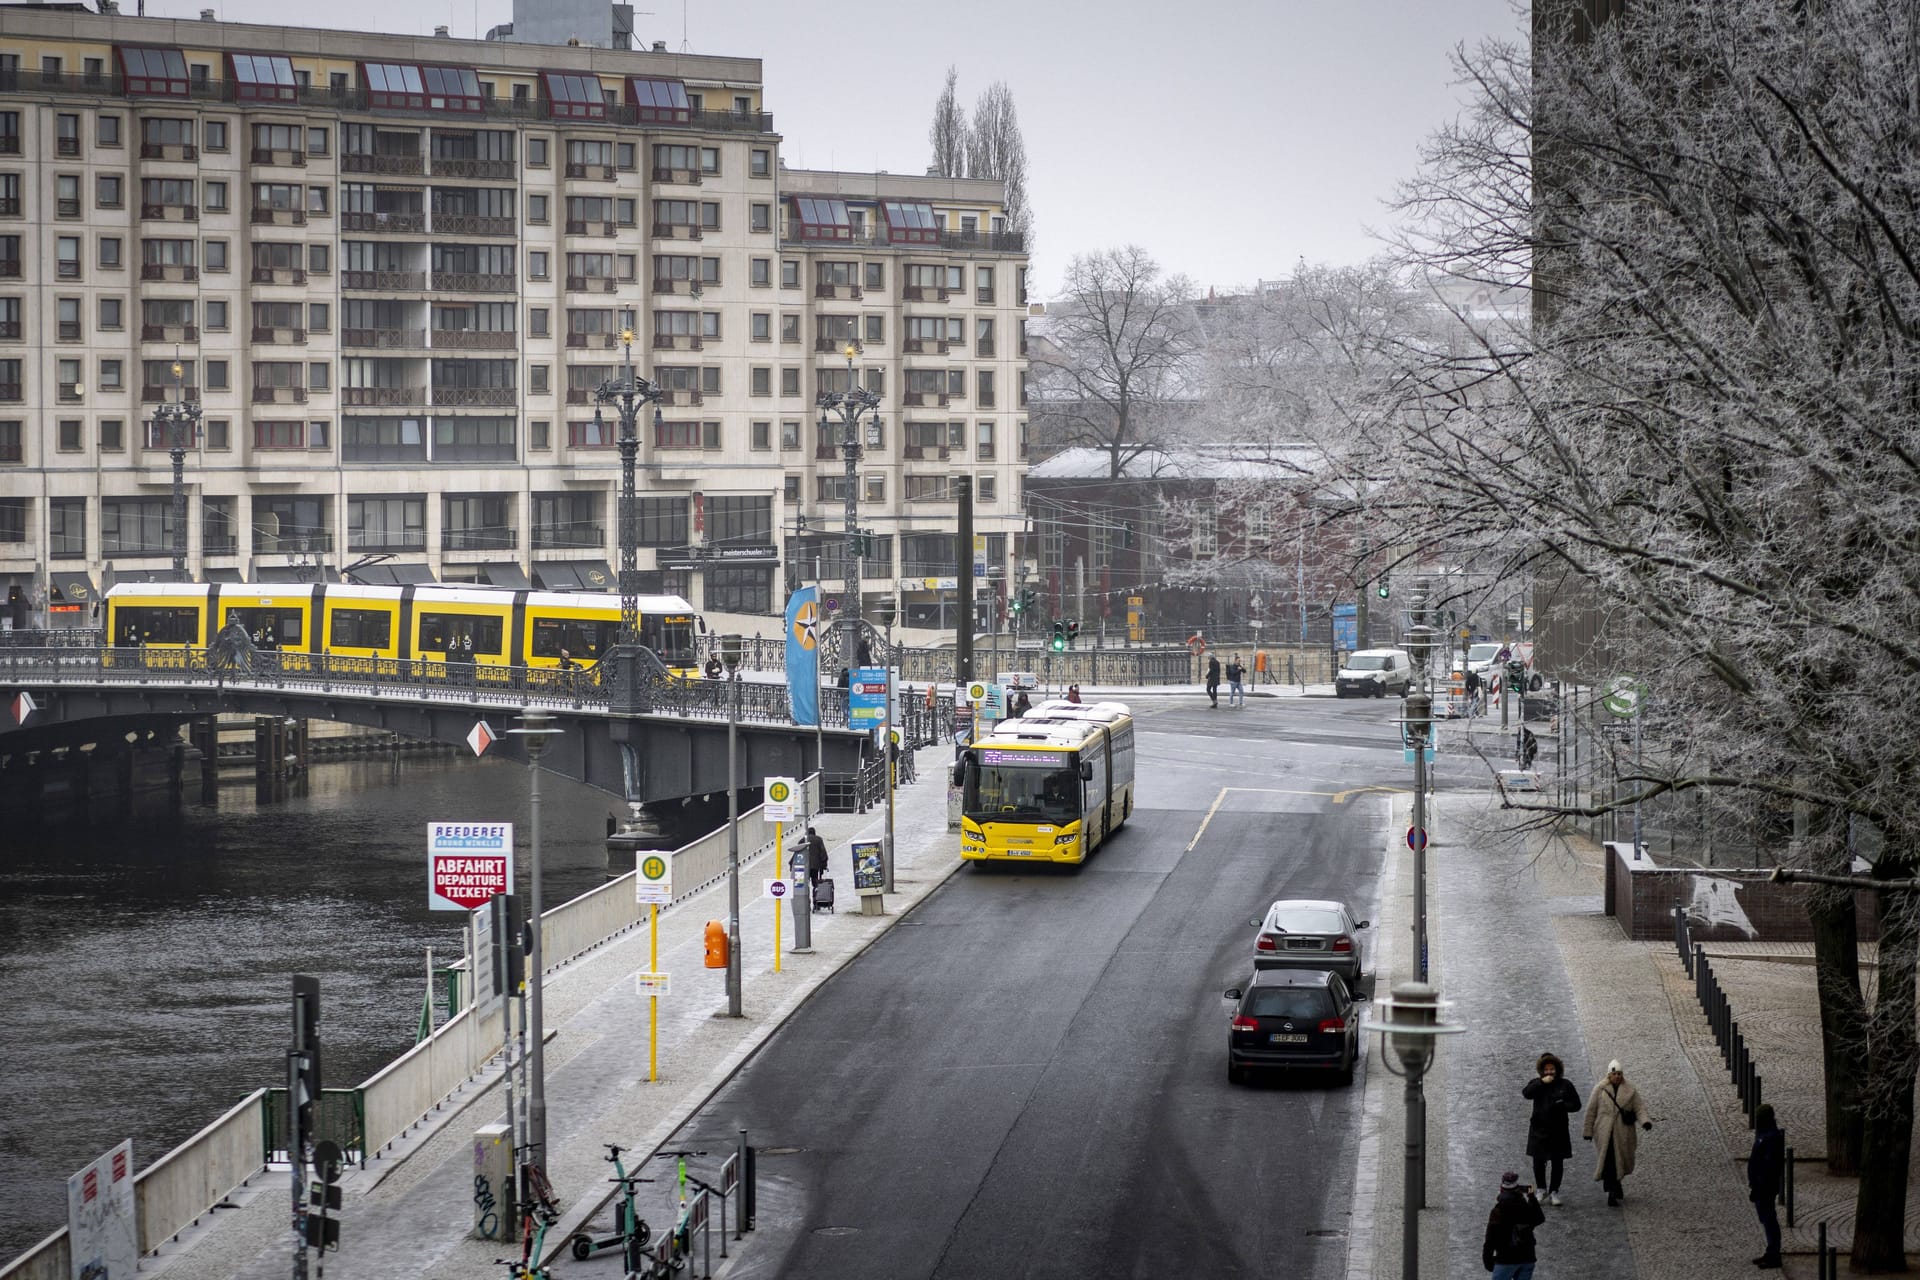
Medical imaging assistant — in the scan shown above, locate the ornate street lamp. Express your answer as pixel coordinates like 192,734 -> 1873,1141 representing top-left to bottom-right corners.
1366,981 -> 1465,1280
814,344 -> 882,696
593,331 -> 665,709
151,359 -> 202,578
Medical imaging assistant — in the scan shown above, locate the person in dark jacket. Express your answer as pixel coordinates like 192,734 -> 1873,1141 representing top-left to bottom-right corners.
1482,1170 -> 1545,1277
1748,1103 -> 1785,1269
804,826 -> 828,888
1523,1052 -> 1582,1206
1205,656 -> 1222,708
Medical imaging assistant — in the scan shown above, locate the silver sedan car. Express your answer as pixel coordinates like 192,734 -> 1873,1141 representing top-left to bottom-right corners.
1250,898 -> 1370,983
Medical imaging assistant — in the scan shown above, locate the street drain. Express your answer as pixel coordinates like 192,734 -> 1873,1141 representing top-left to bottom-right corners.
812,1226 -> 859,1237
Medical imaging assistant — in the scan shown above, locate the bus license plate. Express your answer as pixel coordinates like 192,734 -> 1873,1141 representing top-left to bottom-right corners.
1270,1033 -> 1307,1044
1005,849 -> 1029,856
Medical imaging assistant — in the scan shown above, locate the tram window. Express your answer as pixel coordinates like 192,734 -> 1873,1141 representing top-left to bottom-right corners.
116,605 -> 200,645
328,608 -> 392,649
531,616 -> 612,659
419,612 -> 503,655
223,607 -> 303,649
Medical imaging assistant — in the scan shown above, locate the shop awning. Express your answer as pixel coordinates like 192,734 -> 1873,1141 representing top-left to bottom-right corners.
203,567 -> 244,583
346,563 -> 437,586
535,561 -> 615,592
480,563 -> 531,590
50,572 -> 98,604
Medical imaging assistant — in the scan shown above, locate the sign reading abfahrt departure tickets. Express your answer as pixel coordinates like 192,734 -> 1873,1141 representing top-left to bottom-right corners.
427,822 -> 515,911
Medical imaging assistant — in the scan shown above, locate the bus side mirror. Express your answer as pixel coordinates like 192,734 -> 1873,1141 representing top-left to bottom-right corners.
950,765 -> 964,787
1080,762 -> 1093,781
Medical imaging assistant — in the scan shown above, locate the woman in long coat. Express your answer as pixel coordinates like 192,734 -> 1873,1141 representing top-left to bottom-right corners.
1522,1052 -> 1582,1206
1583,1059 -> 1653,1206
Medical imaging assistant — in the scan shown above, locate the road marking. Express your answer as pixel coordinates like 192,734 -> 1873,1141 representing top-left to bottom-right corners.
1185,788 -> 1231,853
1182,785 -> 1406,852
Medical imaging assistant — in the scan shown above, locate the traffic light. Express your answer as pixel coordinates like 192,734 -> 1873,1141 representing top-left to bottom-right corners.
1009,593 -> 1024,615
1050,623 -> 1067,653
849,531 -> 871,558
1066,620 -> 1080,648
1377,576 -> 1391,600
704,920 -> 729,969
1021,587 -> 1037,613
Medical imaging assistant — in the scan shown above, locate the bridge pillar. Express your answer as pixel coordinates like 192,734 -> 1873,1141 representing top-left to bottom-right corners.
605,806 -> 672,878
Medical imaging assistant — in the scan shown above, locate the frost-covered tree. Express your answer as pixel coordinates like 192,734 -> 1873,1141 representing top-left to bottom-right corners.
1386,1 -> 1920,1265
1028,246 -> 1199,479
926,65 -> 968,179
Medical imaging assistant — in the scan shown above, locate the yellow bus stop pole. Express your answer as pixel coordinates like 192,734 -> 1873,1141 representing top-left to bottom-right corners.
774,820 -> 783,972
648,901 -> 658,1082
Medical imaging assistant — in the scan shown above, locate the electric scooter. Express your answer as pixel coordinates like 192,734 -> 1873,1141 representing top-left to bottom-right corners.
568,1144 -> 654,1262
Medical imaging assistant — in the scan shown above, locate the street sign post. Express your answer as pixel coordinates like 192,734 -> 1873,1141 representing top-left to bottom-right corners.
634,851 -> 673,1081
465,720 -> 495,757
764,879 -> 790,970
762,777 -> 798,823
1602,675 -> 1645,718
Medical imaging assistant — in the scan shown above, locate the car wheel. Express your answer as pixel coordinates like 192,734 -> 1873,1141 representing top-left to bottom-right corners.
1339,1047 -> 1356,1087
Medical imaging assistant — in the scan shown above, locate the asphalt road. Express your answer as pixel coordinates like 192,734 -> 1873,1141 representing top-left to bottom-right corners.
653,696 -> 1418,1280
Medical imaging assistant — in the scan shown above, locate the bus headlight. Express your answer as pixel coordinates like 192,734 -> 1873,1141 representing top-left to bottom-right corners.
1054,833 -> 1077,846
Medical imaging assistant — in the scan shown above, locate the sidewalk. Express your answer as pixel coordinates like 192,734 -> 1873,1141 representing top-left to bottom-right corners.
1354,777 -> 1866,1277
141,746 -> 964,1280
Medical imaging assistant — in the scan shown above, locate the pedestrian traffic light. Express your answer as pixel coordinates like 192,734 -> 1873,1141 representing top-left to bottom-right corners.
1009,593 -> 1024,614
1377,576 -> 1391,599
703,920 -> 729,969
1050,623 -> 1067,653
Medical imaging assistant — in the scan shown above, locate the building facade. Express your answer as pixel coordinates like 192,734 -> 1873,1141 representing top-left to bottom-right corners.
0,6 -> 1029,630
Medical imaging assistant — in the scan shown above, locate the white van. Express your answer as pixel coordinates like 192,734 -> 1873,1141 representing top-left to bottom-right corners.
1335,648 -> 1415,698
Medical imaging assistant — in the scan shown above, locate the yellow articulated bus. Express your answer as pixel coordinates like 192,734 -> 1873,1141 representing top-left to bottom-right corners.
956,701 -> 1136,865
103,582 -> 702,678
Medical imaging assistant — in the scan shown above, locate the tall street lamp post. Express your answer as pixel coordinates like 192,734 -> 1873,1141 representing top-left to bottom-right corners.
815,344 -> 882,697
509,711 -> 564,1175
152,360 -> 202,579
594,331 -> 666,709
1366,981 -> 1464,1280
1404,580 -> 1439,984
720,634 -> 745,1016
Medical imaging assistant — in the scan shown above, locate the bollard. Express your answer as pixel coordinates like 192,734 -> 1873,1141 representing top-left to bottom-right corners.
1818,1222 -> 1828,1279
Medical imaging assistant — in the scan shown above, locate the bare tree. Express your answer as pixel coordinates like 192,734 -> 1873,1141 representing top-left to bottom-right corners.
1385,1 -> 1920,1266
1028,246 -> 1199,479
927,65 -> 968,179
965,79 -> 1031,238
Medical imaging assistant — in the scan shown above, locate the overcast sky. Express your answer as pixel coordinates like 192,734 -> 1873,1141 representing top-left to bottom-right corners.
158,0 -> 1523,295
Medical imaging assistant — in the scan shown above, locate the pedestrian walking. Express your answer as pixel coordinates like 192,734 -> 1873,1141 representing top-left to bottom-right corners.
1465,667 -> 1483,716
1583,1059 -> 1653,1206
1205,655 -> 1222,708
1482,1170 -> 1546,1278
1226,657 -> 1246,707
1066,684 -> 1082,704
804,825 -> 828,888
1747,1103 -> 1785,1269
1522,1053 -> 1582,1206
1519,726 -> 1539,769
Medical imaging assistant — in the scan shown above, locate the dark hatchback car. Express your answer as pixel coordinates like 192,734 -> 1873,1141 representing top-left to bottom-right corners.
1224,968 -> 1365,1085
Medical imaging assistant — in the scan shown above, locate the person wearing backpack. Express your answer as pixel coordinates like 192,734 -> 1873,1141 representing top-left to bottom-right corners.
1482,1170 -> 1545,1277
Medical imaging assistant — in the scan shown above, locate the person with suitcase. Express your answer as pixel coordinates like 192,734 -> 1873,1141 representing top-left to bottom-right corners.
805,827 -> 835,912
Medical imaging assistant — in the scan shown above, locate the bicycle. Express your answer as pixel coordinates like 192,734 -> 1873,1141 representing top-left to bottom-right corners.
567,1144 -> 653,1265
495,1195 -> 560,1280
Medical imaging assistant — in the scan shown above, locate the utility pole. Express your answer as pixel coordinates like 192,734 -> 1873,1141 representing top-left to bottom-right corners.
817,346 -> 881,690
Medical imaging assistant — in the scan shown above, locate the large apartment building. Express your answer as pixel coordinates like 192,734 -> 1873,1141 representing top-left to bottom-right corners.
0,6 -> 1031,631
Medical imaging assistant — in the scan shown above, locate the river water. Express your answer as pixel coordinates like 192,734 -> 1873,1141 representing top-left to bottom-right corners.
0,753 -> 628,1263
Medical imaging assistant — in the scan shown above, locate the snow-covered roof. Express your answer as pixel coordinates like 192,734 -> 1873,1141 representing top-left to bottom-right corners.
1025,444 -> 1328,482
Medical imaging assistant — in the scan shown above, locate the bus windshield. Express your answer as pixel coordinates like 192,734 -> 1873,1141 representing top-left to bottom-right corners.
644,615 -> 698,668
964,758 -> 1081,824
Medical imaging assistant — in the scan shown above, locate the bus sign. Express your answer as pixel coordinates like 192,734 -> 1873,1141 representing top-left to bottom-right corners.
980,749 -> 1066,767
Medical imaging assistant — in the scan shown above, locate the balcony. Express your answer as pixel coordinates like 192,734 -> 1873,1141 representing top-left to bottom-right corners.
814,442 -> 838,460
250,147 -> 306,167
0,259 -> 18,279
651,222 -> 704,241
141,263 -> 196,282
432,328 -> 515,350
977,288 -> 996,305
904,392 -> 952,407
903,339 -> 925,354
977,340 -> 995,357
434,272 -> 514,294
342,328 -> 426,349
139,142 -> 197,161
663,390 -> 704,406
564,219 -> 617,237
341,211 -> 424,234
251,326 -> 306,345
0,198 -> 17,216
252,386 -> 309,404
57,198 -> 81,217
443,529 -> 518,552
567,331 -> 620,349
433,386 -> 515,407
565,275 -> 619,294
430,157 -> 514,180
140,384 -> 198,403
564,163 -> 616,181
341,386 -> 422,406
349,531 -> 428,553
142,202 -> 197,221
342,152 -> 423,175
0,321 -> 18,339
0,136 -> 19,156
940,228 -> 1026,254
813,283 -> 862,300
432,213 -> 514,237
250,206 -> 306,226
250,267 -> 308,286
57,320 -> 81,341
343,270 -> 428,292
903,446 -> 952,461
651,166 -> 701,185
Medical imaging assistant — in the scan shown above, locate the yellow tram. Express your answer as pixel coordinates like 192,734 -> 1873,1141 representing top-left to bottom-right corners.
103,581 -> 702,678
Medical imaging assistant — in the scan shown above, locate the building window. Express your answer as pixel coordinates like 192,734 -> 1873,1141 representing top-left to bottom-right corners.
204,180 -> 227,211
705,566 -> 771,614
99,419 -> 124,451
528,193 -> 548,223
750,312 -> 771,342
864,474 -> 886,503
529,250 -> 549,280
530,419 -> 550,450
50,498 -> 87,557
98,237 -> 122,269
781,314 -> 800,344
780,367 -> 800,397
97,174 -> 122,208
750,367 -> 771,397
58,419 -> 84,451
977,370 -> 995,407
530,308 -> 549,338
530,364 -> 549,394
750,203 -> 771,233
57,237 -> 80,279
100,297 -> 123,330
780,260 -> 799,288
206,240 -> 228,272
976,474 -> 997,503
750,257 -> 770,287
634,496 -> 688,545
528,137 -> 548,167
206,419 -> 230,451
207,360 -> 229,390
100,360 -> 122,390
204,299 -> 227,330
